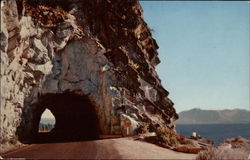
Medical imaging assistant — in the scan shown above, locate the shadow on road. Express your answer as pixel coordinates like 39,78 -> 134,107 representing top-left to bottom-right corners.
1,138 -> 123,159
28,132 -> 101,144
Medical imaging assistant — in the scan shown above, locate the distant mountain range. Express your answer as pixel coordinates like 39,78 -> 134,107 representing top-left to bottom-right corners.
176,108 -> 250,124
40,118 -> 55,124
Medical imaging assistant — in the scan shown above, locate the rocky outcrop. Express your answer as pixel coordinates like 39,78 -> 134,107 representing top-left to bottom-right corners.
197,137 -> 250,160
0,0 -> 178,145
220,136 -> 250,152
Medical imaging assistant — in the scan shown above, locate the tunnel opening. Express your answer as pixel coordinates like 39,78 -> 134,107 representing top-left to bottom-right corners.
39,109 -> 55,133
31,92 -> 100,143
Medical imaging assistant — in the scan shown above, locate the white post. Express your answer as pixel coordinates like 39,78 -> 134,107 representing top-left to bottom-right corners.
192,132 -> 197,137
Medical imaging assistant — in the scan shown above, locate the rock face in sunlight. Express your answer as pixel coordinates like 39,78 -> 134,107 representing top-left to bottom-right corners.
0,0 -> 178,145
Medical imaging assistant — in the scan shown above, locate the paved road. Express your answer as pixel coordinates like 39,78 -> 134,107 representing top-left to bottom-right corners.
1,138 -> 197,159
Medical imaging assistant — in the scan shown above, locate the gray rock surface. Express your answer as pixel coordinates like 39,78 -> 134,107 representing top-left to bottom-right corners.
0,0 -> 178,147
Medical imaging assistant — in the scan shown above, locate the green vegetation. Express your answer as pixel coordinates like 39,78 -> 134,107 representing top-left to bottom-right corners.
155,127 -> 180,148
139,122 -> 150,134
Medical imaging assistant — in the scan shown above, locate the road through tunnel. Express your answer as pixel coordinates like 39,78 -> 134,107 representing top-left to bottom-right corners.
18,92 -> 101,143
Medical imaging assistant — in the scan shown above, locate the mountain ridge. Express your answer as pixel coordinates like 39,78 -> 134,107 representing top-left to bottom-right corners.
176,108 -> 250,124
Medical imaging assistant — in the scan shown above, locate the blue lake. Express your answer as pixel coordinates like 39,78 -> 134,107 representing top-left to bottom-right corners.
176,124 -> 250,145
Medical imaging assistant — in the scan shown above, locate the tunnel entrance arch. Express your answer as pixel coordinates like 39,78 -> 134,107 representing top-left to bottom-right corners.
18,92 -> 101,143
38,109 -> 55,133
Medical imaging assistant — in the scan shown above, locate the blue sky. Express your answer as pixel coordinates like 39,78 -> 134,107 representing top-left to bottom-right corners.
141,1 -> 249,112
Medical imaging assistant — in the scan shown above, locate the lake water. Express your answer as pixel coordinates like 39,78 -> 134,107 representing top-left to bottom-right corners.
176,124 -> 250,145
40,118 -> 55,124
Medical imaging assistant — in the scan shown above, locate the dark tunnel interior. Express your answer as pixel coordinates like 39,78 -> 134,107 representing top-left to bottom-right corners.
32,92 -> 100,143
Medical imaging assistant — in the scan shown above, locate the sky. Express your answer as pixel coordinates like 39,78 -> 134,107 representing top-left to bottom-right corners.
140,1 -> 249,112
42,109 -> 54,119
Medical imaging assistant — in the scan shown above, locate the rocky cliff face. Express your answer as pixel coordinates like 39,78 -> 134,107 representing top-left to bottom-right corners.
0,0 -> 178,145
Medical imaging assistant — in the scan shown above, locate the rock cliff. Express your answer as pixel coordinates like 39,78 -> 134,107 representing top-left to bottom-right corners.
0,0 -> 178,145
